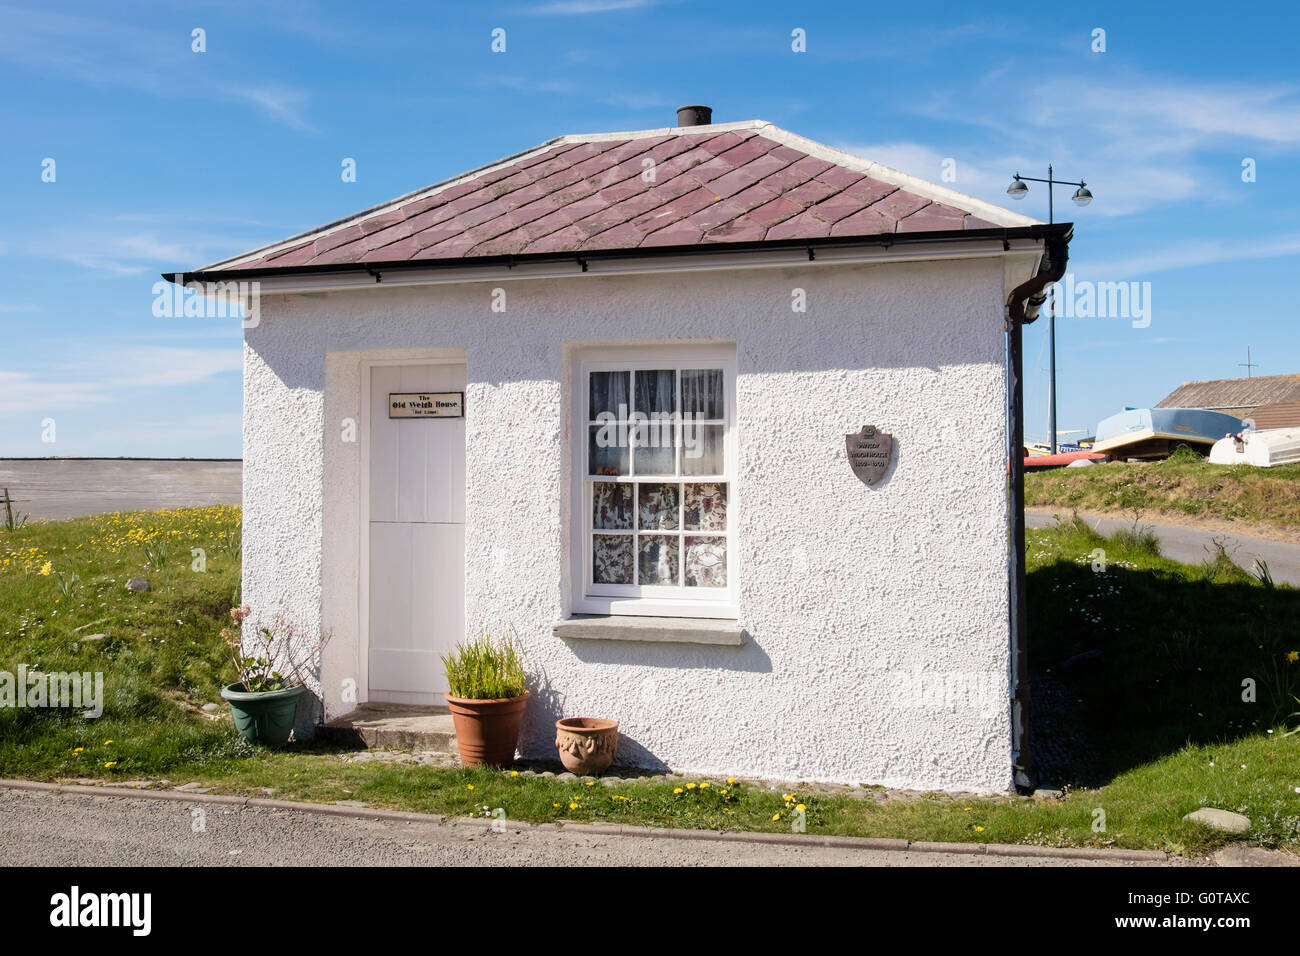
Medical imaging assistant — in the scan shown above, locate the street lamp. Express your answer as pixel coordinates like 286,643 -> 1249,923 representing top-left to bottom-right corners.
1005,165 -> 1094,454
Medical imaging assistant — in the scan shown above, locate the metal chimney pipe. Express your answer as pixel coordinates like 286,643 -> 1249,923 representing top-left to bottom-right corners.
676,105 -> 712,127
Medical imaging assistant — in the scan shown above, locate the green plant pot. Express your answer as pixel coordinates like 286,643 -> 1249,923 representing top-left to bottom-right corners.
221,682 -> 306,748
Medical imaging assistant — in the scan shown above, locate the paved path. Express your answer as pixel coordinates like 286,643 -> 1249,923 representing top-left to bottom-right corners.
0,459 -> 241,520
0,787 -> 1177,867
1027,510 -> 1300,586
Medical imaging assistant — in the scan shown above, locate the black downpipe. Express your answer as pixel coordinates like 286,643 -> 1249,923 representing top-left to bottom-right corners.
1005,230 -> 1071,792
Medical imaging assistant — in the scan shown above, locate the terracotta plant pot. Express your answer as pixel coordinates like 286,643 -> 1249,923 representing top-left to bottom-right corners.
555,717 -> 619,775
444,691 -> 530,767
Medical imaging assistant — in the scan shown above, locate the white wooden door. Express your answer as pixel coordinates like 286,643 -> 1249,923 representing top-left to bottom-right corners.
367,363 -> 466,703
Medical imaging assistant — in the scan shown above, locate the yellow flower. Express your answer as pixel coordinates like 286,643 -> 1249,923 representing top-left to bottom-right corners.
975,826 -> 985,832
104,762 -> 117,769
569,802 -> 579,810
103,740 -> 113,745
686,783 -> 697,790
782,793 -> 792,801
466,784 -> 474,790
673,787 -> 684,794
964,807 -> 972,811
72,747 -> 83,754
771,813 -> 781,821
510,770 -> 519,777
1288,651 -> 1299,662
720,789 -> 728,796
795,803 -> 806,812
40,562 -> 52,575
552,802 -> 561,808
699,782 -> 709,789
727,777 -> 736,784
584,780 -> 595,787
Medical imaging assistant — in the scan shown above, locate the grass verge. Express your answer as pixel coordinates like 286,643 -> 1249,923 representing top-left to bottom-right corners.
1025,452 -> 1300,532
2,507 -> 1298,856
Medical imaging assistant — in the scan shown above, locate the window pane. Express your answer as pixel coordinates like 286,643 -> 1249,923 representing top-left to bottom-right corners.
593,534 -> 633,584
682,423 -> 724,475
631,421 -> 675,475
638,535 -> 679,586
592,482 -> 633,530
684,482 -> 727,531
634,369 -> 676,417
681,368 -> 724,420
589,370 -> 629,420
588,425 -> 628,476
637,482 -> 679,530
685,536 -> 727,587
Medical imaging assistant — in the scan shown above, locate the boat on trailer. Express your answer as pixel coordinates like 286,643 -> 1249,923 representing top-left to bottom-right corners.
1092,407 -> 1250,460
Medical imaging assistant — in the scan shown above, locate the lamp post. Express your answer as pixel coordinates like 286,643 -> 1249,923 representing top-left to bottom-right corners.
1007,166 -> 1093,454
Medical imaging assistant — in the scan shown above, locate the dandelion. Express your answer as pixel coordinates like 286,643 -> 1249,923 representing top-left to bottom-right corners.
699,782 -> 709,789
727,777 -> 736,784
569,802 -> 578,810
1289,651 -> 1299,663
673,787 -> 683,794
40,562 -> 52,576
103,740 -> 113,745
553,802 -> 561,808
510,770 -> 519,777
975,826 -> 985,833
72,747 -> 83,754
466,784 -> 474,790
795,803 -> 806,812
686,783 -> 697,790
584,780 -> 595,787
771,813 -> 780,821
104,762 -> 117,769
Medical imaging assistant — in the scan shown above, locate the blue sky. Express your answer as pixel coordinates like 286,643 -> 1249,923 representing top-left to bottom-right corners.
2,0 -> 1298,456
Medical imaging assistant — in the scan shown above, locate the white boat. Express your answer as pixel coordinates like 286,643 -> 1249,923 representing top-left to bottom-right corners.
1209,427 -> 1300,467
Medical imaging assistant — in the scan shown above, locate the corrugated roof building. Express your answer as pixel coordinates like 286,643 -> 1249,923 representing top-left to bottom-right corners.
1157,373 -> 1300,418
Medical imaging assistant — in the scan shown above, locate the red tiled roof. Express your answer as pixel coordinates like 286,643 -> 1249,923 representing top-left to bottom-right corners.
196,121 -> 1039,274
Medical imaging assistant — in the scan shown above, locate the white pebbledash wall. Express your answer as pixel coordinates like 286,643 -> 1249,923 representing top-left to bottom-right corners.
242,256 -> 1014,792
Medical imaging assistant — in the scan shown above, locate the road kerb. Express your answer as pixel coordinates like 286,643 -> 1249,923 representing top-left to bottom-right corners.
0,779 -> 1171,863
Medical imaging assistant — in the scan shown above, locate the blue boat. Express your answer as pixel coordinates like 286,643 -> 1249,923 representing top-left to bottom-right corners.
1092,407 -> 1249,459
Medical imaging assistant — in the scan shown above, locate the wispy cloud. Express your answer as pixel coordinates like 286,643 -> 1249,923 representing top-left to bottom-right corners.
23,219 -> 271,276
0,5 -> 314,130
0,346 -> 241,416
522,0 -> 658,14
1080,235 -> 1300,280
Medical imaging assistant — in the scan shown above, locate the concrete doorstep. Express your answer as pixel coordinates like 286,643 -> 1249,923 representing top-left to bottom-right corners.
0,777 -> 1217,864
316,703 -> 457,752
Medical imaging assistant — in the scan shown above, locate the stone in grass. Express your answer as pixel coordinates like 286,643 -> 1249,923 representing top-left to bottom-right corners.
126,578 -> 150,593
1184,808 -> 1251,834
200,703 -> 221,714
79,634 -> 106,643
557,772 -> 577,782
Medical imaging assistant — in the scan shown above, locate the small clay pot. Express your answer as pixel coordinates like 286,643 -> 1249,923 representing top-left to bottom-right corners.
555,717 -> 619,775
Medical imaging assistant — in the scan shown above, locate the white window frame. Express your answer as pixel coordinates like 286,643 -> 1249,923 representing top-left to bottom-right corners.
570,344 -> 738,620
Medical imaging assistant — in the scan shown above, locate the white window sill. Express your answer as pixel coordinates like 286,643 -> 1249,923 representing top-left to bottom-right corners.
552,615 -> 745,646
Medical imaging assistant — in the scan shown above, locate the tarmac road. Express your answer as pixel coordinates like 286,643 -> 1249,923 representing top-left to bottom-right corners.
1026,510 -> 1300,587
0,459 -> 241,520
0,787 -> 1178,867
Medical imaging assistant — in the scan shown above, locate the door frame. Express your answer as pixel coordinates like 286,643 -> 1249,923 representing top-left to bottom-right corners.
358,355 -> 467,704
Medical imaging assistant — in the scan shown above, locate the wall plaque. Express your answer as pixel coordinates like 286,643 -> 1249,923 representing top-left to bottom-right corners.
388,392 -> 463,418
846,425 -> 893,485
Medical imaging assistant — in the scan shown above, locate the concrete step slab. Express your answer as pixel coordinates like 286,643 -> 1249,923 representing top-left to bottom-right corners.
318,703 -> 457,752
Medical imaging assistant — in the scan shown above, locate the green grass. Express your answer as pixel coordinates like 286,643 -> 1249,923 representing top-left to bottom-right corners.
1,507 -> 1297,855
1025,455 -> 1300,530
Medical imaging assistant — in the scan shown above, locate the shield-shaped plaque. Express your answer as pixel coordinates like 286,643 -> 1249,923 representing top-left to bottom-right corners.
846,425 -> 894,486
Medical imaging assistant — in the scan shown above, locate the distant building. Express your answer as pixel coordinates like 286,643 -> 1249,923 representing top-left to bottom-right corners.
1157,373 -> 1300,420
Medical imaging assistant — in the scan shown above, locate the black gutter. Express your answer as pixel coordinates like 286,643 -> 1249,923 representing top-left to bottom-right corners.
164,223 -> 1072,285
1004,225 -> 1072,792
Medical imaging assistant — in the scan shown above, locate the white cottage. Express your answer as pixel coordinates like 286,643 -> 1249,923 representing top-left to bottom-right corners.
177,108 -> 1070,793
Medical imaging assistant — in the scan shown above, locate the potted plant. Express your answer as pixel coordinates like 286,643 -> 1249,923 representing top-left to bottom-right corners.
219,606 -> 326,747
441,634 -> 529,767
